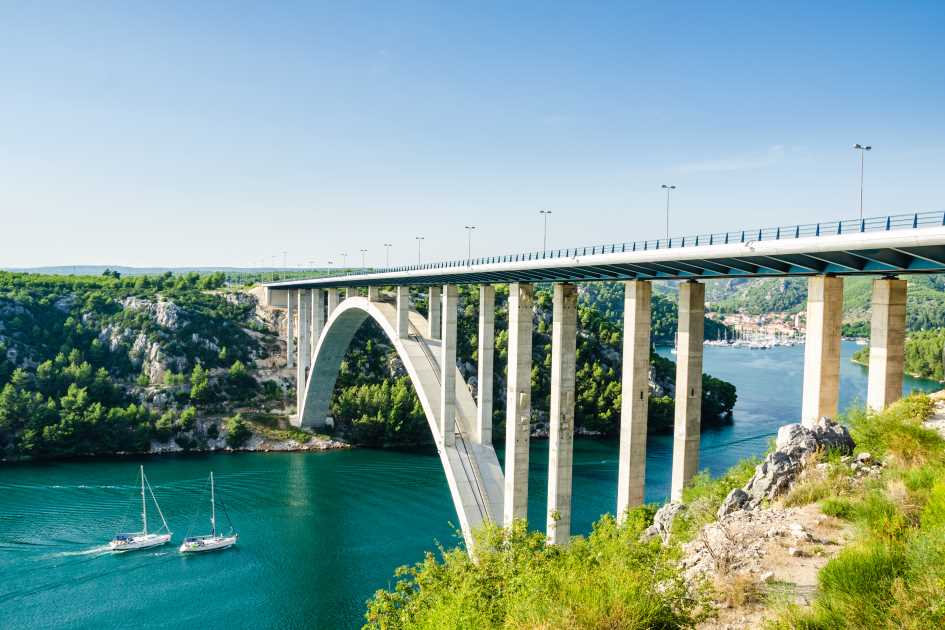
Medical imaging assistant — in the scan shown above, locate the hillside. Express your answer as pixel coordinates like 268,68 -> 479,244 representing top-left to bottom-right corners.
708,274 -> 945,335
0,271 -> 324,460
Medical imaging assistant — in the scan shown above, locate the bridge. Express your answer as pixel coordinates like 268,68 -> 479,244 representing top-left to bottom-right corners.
261,210 -> 945,548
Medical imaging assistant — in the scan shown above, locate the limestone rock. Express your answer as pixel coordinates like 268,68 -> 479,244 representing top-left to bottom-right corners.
744,417 -> 854,506
717,488 -> 750,519
643,501 -> 686,544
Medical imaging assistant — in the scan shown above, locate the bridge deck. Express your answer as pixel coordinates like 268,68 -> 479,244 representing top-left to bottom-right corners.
267,211 -> 945,288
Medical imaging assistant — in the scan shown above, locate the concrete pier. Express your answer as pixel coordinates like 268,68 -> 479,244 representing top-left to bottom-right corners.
617,280 -> 651,519
327,288 -> 340,318
297,290 -> 310,413
547,283 -> 577,545
367,286 -> 380,302
801,276 -> 843,427
671,281 -> 705,501
396,286 -> 410,338
428,286 -> 441,340
345,287 -> 356,300
440,285 -> 458,447
504,282 -> 534,526
286,289 -> 295,369
476,285 -> 495,446
311,289 -> 325,356
868,277 -> 907,410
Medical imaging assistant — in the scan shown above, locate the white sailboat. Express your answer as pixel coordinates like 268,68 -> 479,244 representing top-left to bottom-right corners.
109,465 -> 172,551
179,472 -> 238,553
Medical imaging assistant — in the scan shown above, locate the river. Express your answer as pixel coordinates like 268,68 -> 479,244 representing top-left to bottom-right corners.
0,341 -> 939,629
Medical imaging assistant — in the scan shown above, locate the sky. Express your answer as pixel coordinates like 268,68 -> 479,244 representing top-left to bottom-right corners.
1,1 -> 943,269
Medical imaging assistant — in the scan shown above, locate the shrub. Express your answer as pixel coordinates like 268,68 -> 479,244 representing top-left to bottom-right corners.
225,413 -> 251,448
364,512 -> 711,629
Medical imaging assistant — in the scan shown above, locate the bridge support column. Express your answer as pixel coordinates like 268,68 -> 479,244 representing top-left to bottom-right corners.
617,280 -> 651,519
297,290 -> 310,413
801,276 -> 843,427
440,285 -> 458,447
367,286 -> 380,301
671,281 -> 704,501
476,285 -> 495,446
504,282 -> 534,526
868,277 -> 907,410
547,283 -> 577,545
327,288 -> 340,318
286,289 -> 295,369
345,287 -> 357,300
428,286 -> 441,339
396,286 -> 410,338
311,289 -> 325,356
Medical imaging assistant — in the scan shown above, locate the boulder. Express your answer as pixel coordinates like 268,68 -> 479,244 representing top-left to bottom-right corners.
717,488 -> 750,519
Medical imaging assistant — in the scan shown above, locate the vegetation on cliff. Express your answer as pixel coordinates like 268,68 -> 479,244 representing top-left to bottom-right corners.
0,271 -> 279,459
852,328 -> 945,381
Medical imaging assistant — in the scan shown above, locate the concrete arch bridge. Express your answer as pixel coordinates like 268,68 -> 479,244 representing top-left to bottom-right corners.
262,211 -> 945,548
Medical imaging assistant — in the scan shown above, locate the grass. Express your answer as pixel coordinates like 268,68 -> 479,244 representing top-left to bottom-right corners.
769,393 -> 945,629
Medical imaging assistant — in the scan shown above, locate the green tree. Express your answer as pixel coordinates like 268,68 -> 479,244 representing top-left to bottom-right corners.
225,413 -> 251,447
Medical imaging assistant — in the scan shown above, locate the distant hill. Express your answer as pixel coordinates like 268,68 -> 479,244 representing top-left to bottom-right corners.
707,274 -> 945,334
2,265 -> 334,277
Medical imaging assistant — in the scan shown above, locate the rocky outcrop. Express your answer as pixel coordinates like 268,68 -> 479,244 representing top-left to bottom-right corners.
122,297 -> 185,330
725,417 -> 854,511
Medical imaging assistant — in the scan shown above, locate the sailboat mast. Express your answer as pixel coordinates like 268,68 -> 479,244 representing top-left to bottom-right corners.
210,472 -> 216,537
141,465 -> 148,535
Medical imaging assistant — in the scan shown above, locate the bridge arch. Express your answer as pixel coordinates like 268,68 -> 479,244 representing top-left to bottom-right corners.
293,296 -> 504,545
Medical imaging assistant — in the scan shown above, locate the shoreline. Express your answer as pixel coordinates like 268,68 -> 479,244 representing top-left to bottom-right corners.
0,433 -> 351,464
850,355 -> 944,383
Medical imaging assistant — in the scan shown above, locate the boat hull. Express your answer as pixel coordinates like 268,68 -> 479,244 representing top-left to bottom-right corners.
179,534 -> 238,553
109,533 -> 172,552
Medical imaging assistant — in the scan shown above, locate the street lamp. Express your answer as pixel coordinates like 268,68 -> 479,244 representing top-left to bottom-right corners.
661,185 -> 676,239
539,210 -> 551,251
360,249 -> 367,268
853,144 -> 872,219
340,252 -> 347,268
415,236 -> 425,264
383,243 -> 392,267
464,225 -> 476,259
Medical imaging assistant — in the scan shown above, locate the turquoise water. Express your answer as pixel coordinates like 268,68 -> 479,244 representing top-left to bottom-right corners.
0,341 -> 939,629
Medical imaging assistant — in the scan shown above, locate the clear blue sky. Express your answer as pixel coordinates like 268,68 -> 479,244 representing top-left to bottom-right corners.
1,1 -> 943,268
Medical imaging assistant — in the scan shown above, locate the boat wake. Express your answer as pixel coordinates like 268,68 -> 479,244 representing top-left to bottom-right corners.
45,544 -> 112,558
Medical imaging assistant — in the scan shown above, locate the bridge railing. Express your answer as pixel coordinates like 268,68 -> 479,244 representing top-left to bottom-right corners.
318,210 -> 945,279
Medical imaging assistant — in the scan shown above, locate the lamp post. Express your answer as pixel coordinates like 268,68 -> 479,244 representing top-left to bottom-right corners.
360,248 -> 367,268
340,252 -> 347,269
383,243 -> 392,267
661,185 -> 676,239
853,144 -> 872,219
539,210 -> 551,251
464,225 -> 476,259
415,237 -> 425,264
